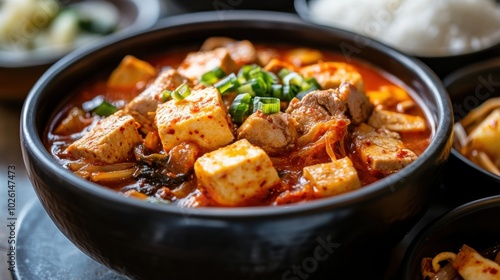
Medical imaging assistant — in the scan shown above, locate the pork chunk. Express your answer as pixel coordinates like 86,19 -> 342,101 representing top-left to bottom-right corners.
194,139 -> 280,206
368,109 -> 427,133
156,86 -> 234,153
351,123 -> 418,175
200,37 -> 258,66
237,111 -> 299,156
177,48 -> 239,82
286,83 -> 372,135
125,69 -> 190,134
65,110 -> 143,164
303,157 -> 361,197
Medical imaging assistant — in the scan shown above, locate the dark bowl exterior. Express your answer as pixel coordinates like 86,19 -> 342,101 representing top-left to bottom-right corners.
401,195 -> 500,280
442,58 -> 500,204
21,11 -> 453,280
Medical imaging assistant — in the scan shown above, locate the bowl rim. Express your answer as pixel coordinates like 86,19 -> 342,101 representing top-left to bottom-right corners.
293,0 -> 500,59
443,57 -> 500,182
21,10 -> 452,218
0,0 -> 162,68
401,194 -> 500,277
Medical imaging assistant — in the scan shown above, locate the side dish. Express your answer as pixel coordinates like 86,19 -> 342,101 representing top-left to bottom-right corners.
45,37 -> 431,207
421,244 -> 500,280
454,98 -> 500,176
307,0 -> 500,56
0,0 -> 120,57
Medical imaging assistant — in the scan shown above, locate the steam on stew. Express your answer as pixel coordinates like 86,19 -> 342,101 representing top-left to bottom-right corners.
46,37 -> 431,207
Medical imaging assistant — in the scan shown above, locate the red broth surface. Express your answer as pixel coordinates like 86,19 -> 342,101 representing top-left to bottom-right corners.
45,40 -> 432,207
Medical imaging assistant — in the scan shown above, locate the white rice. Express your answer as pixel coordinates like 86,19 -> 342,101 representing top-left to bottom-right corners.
308,0 -> 500,56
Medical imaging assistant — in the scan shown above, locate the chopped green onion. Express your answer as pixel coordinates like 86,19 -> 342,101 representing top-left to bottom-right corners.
296,77 -> 321,100
201,67 -> 226,85
93,100 -> 118,117
237,64 -> 260,82
82,96 -> 118,117
214,73 -> 240,94
161,90 -> 172,102
172,83 -> 191,100
229,93 -> 253,123
237,78 -> 268,96
271,84 -> 283,99
253,97 -> 280,114
278,68 -> 292,79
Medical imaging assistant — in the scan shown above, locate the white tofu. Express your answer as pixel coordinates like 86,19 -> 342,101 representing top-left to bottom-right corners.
303,157 -> 361,197
177,48 -> 238,82
468,108 -> 500,160
156,86 -> 234,153
194,139 -> 280,206
65,110 -> 143,164
107,55 -> 157,88
368,109 -> 427,133
454,245 -> 500,280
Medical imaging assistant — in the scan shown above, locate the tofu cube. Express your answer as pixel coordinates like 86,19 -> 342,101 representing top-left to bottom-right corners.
303,157 -> 361,197
368,109 -> 426,133
468,108 -> 500,159
177,48 -> 238,82
194,139 -> 280,206
107,55 -> 157,89
156,86 -> 234,153
66,111 -> 143,164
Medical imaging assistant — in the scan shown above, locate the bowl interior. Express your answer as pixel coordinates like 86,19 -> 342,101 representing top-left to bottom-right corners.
402,195 -> 500,280
443,58 -> 500,187
22,11 -> 453,215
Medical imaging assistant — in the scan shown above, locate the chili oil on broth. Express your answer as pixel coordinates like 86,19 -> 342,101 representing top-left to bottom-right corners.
44,41 -> 432,207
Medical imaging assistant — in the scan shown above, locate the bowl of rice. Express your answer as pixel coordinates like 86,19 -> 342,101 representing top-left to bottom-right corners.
295,0 -> 500,78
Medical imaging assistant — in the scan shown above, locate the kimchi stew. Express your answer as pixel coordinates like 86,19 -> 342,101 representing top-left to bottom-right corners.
45,37 -> 432,207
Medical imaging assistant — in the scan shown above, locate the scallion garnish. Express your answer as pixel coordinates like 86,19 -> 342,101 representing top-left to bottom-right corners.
229,93 -> 252,123
82,96 -> 118,117
214,73 -> 240,94
172,83 -> 191,100
161,90 -> 172,102
253,97 -> 280,114
201,67 -> 226,85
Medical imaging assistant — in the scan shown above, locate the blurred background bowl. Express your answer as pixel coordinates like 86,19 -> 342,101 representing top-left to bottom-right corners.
0,0 -> 162,103
441,58 -> 500,204
401,195 -> 500,279
20,11 -> 452,280
294,0 -> 500,79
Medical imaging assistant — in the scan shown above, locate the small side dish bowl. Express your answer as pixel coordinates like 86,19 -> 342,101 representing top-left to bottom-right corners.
294,0 -> 500,79
0,0 -> 161,102
401,195 -> 500,280
442,58 -> 500,202
20,11 -> 453,280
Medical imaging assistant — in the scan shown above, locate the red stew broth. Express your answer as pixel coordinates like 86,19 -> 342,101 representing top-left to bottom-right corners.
45,43 -> 432,206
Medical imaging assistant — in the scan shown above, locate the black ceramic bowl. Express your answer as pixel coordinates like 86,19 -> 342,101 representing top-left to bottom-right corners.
401,195 -> 500,279
0,0 -> 161,102
294,0 -> 500,79
20,11 -> 453,280
442,58 -> 500,203
164,0 -> 295,13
